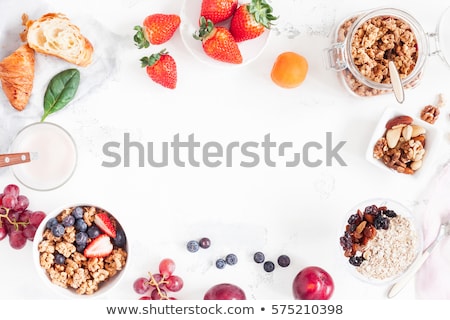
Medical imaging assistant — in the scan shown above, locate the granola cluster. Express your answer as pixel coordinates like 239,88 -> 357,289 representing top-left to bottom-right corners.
337,15 -> 419,97
37,206 -> 127,295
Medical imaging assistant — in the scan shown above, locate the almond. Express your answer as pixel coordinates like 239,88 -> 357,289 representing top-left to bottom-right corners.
385,115 -> 414,129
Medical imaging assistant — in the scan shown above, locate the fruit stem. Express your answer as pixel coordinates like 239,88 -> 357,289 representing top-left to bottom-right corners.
147,272 -> 169,300
0,207 -> 29,231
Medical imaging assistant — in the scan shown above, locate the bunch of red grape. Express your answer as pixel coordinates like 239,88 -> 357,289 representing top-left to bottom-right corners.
133,258 -> 184,300
0,184 -> 46,249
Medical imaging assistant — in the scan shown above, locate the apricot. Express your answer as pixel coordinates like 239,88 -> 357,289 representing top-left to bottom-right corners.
270,51 -> 308,88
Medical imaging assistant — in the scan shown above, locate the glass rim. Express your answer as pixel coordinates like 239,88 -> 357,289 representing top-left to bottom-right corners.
8,121 -> 78,191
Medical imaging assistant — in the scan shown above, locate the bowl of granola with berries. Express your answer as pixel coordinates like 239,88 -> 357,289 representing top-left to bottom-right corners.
339,198 -> 423,285
33,204 -> 128,298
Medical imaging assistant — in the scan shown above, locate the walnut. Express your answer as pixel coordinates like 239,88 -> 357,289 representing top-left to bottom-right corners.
373,137 -> 387,159
421,104 -> 440,124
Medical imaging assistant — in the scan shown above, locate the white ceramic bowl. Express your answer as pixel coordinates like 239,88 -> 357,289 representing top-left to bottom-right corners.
33,204 -> 128,298
338,198 -> 423,285
365,107 -> 442,179
179,0 -> 270,68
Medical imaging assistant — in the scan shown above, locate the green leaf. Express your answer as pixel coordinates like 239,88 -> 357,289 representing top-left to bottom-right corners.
41,68 -> 81,122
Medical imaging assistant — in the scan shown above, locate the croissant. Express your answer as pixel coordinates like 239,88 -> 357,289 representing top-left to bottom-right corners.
0,44 -> 35,111
24,13 -> 93,67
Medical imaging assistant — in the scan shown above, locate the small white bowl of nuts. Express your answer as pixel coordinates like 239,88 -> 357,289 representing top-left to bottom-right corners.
33,204 -> 128,298
366,107 -> 442,178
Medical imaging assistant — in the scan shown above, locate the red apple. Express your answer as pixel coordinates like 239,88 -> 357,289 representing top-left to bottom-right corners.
203,283 -> 246,300
292,266 -> 334,300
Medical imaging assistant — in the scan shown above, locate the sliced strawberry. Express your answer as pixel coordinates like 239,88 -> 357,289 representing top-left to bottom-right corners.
94,212 -> 116,238
84,234 -> 113,258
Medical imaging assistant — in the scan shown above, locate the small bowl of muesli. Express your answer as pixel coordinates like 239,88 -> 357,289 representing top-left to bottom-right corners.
339,198 -> 423,285
33,204 -> 128,298
366,107 -> 442,179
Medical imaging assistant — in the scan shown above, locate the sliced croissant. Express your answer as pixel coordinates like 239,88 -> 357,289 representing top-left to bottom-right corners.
25,13 -> 93,67
0,44 -> 35,111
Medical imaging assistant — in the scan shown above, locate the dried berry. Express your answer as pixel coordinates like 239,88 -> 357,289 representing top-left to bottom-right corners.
349,256 -> 364,266
383,209 -> 397,218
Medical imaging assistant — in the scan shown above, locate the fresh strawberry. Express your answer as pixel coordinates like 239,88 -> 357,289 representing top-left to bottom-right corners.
200,0 -> 238,24
230,0 -> 277,42
94,212 -> 117,238
193,17 -> 242,64
134,13 -> 181,48
140,49 -> 177,89
84,234 -> 113,258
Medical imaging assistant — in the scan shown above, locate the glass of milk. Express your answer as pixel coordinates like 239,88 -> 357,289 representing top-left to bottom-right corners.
9,122 -> 77,191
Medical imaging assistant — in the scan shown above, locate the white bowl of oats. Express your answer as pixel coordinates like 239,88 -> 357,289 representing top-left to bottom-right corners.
33,204 -> 128,298
338,198 -> 423,285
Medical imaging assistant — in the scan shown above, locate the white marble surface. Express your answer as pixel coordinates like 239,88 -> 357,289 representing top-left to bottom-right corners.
1,0 -> 450,300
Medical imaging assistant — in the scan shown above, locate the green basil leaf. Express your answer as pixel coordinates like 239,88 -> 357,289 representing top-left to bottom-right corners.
41,68 -> 81,122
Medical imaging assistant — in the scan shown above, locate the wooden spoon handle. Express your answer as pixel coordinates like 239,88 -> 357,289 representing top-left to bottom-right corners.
0,153 -> 31,167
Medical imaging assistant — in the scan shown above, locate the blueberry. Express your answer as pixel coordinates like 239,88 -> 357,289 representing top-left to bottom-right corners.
87,225 -> 100,239
199,237 -> 211,249
277,255 -> 290,267
186,240 -> 199,253
263,261 -> 275,272
112,227 -> 127,248
51,223 -> 65,237
75,232 -> 88,246
62,215 -> 75,227
74,219 -> 87,232
76,243 -> 86,253
72,206 -> 84,219
225,253 -> 238,266
54,253 -> 66,265
253,251 -> 265,263
46,217 -> 58,229
215,258 -> 226,269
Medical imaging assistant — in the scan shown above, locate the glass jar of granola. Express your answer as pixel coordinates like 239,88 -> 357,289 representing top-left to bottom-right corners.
325,7 -> 450,98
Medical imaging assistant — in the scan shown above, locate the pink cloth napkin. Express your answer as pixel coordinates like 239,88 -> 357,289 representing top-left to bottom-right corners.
416,161 -> 450,299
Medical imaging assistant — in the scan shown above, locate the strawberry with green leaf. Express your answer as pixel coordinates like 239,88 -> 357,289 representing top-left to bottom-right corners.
134,13 -> 181,48
200,0 -> 238,24
193,16 -> 242,64
230,0 -> 277,42
140,49 -> 177,89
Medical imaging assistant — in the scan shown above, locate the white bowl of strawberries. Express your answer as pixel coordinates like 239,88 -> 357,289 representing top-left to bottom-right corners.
180,0 -> 275,67
33,204 -> 128,298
